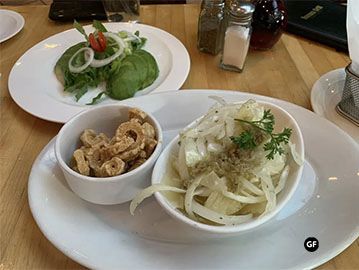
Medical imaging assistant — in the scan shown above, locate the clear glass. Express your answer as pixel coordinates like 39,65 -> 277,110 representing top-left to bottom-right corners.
197,0 -> 225,55
102,0 -> 140,23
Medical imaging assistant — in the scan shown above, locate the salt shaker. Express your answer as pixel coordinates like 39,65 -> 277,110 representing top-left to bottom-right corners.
197,0 -> 226,55
220,1 -> 255,72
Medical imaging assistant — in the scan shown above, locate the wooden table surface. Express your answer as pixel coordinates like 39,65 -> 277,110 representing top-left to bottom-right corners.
1,4 -> 358,270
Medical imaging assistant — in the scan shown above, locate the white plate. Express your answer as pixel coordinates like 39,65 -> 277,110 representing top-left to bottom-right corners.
0,9 -> 24,43
311,68 -> 359,143
29,90 -> 359,270
8,23 -> 190,123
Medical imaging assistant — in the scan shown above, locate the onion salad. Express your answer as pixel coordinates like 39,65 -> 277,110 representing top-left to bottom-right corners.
130,99 -> 303,226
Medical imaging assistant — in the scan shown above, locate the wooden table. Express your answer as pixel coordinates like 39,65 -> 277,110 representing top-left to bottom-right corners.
1,4 -> 358,270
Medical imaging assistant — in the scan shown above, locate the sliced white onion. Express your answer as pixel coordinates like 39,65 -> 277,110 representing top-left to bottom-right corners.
194,187 -> 212,197
207,142 -> 223,153
216,126 -> 226,139
68,47 -> 94,73
289,142 -> 304,166
192,200 -> 252,225
170,195 -> 185,210
209,95 -> 227,105
178,141 -> 189,180
204,191 -> 243,215
200,124 -> 224,137
196,121 -> 221,135
184,137 -> 202,167
184,176 -> 202,220
225,118 -> 235,137
275,165 -> 289,194
130,184 -> 186,215
196,136 -> 207,158
242,178 -> 264,196
241,190 -> 256,198
201,171 -> 227,193
259,172 -> 276,215
123,32 -> 142,42
90,32 -> 126,68
124,37 -> 136,42
222,190 -> 266,204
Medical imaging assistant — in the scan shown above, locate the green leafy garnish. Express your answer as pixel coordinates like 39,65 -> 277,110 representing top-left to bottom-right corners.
87,92 -> 106,105
75,86 -> 88,101
230,131 -> 256,150
231,109 -> 292,159
132,37 -> 147,51
263,128 -> 292,159
74,20 -> 88,41
259,109 -> 274,133
92,20 -> 108,32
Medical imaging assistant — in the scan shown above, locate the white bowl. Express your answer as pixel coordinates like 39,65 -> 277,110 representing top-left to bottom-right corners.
55,104 -> 163,205
151,101 -> 304,235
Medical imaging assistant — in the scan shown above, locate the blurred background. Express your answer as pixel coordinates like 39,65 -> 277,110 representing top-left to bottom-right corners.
0,0 -> 348,5
0,0 -> 348,52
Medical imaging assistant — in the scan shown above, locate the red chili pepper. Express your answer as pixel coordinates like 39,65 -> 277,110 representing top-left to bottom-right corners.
89,32 -> 107,52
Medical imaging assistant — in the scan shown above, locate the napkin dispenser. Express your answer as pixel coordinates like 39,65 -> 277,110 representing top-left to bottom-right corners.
336,0 -> 359,126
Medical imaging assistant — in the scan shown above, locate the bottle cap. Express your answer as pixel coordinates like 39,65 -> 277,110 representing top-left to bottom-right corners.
228,1 -> 255,23
202,0 -> 225,7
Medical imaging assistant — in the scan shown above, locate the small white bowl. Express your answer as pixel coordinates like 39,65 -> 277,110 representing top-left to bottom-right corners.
55,104 -> 163,205
151,101 -> 304,235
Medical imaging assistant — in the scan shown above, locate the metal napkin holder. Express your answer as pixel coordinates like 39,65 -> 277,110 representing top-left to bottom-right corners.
336,63 -> 359,126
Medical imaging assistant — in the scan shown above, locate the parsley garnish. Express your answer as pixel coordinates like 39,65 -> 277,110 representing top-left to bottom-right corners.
230,109 -> 292,159
230,131 -> 256,150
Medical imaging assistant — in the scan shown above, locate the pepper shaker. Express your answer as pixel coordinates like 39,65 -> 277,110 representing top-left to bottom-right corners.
220,1 -> 255,72
197,0 -> 226,55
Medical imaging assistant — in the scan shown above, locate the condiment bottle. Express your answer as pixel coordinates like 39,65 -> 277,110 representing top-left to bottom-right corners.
250,0 -> 287,50
197,0 -> 226,55
220,1 -> 255,72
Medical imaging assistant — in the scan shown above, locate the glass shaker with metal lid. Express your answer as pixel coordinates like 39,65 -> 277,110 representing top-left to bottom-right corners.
220,1 -> 255,72
197,0 -> 226,55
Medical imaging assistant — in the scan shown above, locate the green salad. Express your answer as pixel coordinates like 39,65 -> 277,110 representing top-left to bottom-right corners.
54,20 -> 159,104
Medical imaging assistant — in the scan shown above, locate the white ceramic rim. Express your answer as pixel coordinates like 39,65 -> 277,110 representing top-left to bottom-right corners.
8,22 -> 190,123
0,9 -> 25,43
55,104 -> 163,183
153,100 -> 305,233
310,68 -> 359,143
310,68 -> 346,116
